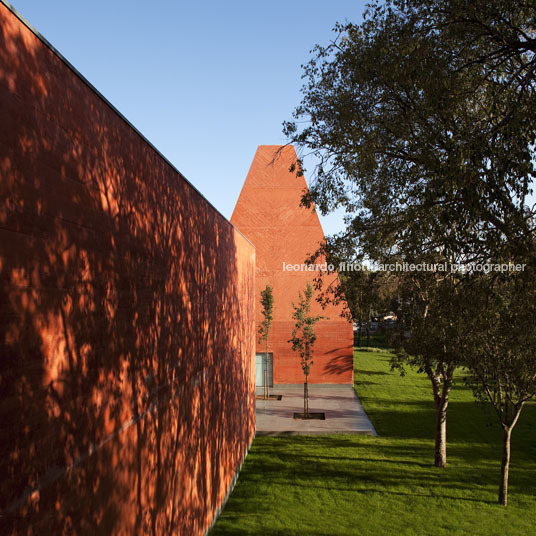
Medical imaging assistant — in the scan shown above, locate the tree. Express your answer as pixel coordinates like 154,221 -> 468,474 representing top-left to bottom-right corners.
283,1 -> 536,264
392,267 -> 465,467
344,269 -> 378,347
257,284 -> 274,399
314,236 -> 465,468
284,0 -> 535,469
462,269 -> 536,506
289,282 -> 324,418
407,0 -> 536,100
307,238 -> 396,347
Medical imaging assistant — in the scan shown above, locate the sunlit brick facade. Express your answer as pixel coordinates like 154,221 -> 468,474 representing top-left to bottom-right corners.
231,145 -> 353,385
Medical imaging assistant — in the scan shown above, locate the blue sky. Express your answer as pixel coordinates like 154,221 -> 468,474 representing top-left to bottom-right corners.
10,0 -> 368,236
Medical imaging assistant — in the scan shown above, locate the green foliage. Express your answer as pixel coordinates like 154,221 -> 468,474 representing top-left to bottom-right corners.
391,271 -> 464,373
284,0 -> 536,471
284,0 -> 536,263
258,284 -> 274,397
462,269 -> 536,423
310,238 -> 396,324
257,284 -> 274,345
289,282 -> 324,378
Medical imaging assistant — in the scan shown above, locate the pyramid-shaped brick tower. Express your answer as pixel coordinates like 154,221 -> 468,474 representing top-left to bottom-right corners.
231,145 -> 353,384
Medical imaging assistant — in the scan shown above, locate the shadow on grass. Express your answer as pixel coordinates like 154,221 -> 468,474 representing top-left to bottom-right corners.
227,434 -> 535,498
356,369 -> 389,375
211,348 -> 536,535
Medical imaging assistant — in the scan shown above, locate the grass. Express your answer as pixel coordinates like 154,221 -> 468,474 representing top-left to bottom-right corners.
210,348 -> 536,535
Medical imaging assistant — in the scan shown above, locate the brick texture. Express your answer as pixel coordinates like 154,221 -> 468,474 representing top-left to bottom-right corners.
0,4 -> 255,534
231,145 -> 353,384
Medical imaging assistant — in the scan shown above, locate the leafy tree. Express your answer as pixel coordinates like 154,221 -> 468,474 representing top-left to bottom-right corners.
345,269 -> 379,347
462,269 -> 536,506
284,0 -> 535,469
307,238 -> 397,347
392,267 -> 465,467
406,0 -> 536,100
283,1 -> 536,264
289,282 -> 324,418
257,284 -> 274,399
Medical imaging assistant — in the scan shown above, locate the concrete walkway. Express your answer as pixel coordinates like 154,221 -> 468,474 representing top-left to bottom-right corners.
255,384 -> 377,436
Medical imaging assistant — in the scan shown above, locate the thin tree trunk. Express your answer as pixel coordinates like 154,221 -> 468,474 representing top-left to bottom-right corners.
266,340 -> 270,398
304,377 -> 309,418
357,326 -> 361,347
367,305 -> 371,346
429,371 -> 451,468
434,400 -> 448,468
499,427 -> 512,506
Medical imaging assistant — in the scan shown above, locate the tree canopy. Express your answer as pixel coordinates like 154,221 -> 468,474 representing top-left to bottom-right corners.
284,0 -> 536,264
285,0 -> 536,501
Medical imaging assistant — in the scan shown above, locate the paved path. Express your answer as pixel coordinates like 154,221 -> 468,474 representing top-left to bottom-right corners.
256,384 -> 377,436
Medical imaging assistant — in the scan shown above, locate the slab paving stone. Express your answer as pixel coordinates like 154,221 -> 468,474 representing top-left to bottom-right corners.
255,384 -> 377,436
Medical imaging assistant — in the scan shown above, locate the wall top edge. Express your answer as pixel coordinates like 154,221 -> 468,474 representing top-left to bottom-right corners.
0,0 -> 255,250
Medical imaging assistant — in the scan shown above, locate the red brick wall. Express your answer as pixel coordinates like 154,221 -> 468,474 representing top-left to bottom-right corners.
0,4 -> 255,534
231,146 -> 353,384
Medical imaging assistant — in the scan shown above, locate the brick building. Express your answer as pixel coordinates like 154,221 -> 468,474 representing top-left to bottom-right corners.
231,145 -> 354,385
0,3 -> 255,533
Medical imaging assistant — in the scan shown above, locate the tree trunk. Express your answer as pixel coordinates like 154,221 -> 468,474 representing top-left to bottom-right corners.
304,378 -> 309,418
434,400 -> 448,468
499,427 -> 512,506
429,372 -> 451,469
367,305 -> 371,346
357,326 -> 361,347
265,342 -> 270,399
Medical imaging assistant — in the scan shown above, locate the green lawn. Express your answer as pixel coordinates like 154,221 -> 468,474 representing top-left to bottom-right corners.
211,349 -> 536,535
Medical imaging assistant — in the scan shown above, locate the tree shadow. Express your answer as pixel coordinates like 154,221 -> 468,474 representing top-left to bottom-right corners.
321,352 -> 354,377
1,6 -> 255,534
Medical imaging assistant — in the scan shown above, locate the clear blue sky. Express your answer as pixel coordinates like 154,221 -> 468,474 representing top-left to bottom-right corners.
10,0 -> 368,236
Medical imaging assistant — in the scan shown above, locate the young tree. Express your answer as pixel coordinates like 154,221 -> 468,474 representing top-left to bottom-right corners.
289,282 -> 324,418
462,270 -> 536,506
257,284 -> 274,399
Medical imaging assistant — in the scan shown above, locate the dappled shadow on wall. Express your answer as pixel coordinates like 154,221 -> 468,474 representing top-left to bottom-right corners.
322,344 -> 354,378
0,9 -> 255,535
